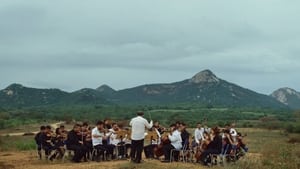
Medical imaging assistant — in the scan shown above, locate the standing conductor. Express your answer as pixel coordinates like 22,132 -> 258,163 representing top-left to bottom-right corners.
129,111 -> 153,163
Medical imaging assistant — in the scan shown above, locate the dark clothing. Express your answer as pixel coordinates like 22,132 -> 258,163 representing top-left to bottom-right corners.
163,143 -> 179,161
66,130 -> 81,147
34,132 -> 43,145
201,135 -> 222,164
206,135 -> 222,151
66,130 -> 87,162
130,139 -> 144,163
34,132 -> 43,153
40,133 -> 52,147
93,144 -> 115,160
40,132 -> 54,156
144,144 -> 157,158
181,130 -> 190,148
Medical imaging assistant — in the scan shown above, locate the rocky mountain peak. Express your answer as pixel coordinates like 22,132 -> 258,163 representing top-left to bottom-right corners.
96,84 -> 116,93
271,87 -> 300,105
190,69 -> 220,84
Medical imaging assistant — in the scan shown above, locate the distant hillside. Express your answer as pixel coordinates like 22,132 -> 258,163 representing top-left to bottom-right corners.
107,70 -> 287,109
0,84 -> 110,108
0,70 -> 290,109
271,88 -> 300,109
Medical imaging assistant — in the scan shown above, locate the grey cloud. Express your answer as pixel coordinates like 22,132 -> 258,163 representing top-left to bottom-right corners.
0,0 -> 300,94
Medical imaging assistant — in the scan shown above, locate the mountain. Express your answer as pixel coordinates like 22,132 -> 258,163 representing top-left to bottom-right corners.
0,70 -> 289,109
0,84 -> 110,108
62,88 -> 111,105
271,88 -> 300,109
96,84 -> 116,96
107,70 -> 287,109
0,83 -> 68,107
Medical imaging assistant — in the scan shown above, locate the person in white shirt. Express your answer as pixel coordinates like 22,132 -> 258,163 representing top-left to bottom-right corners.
92,121 -> 115,161
108,123 -> 120,146
129,111 -> 153,163
230,122 -> 238,143
162,124 -> 182,162
194,123 -> 205,145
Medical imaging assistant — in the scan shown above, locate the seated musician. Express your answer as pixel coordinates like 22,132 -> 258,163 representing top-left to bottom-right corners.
40,125 -> 55,159
230,122 -> 238,151
237,132 -> 248,153
108,123 -> 129,158
195,131 -> 211,162
34,126 -> 45,159
220,129 -> 234,157
123,127 -> 132,158
161,124 -> 182,162
66,124 -> 88,163
108,123 -> 120,146
153,121 -> 165,135
59,124 -> 68,134
180,123 -> 190,148
194,123 -> 205,147
48,127 -> 66,161
201,127 -> 222,165
80,122 -> 92,160
92,121 -> 115,161
144,124 -> 162,159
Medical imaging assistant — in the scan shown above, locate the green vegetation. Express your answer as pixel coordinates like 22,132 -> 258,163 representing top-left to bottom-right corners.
0,135 -> 36,151
0,105 -> 299,134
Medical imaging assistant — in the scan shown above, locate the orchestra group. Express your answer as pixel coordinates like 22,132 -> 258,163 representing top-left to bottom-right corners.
34,111 -> 248,166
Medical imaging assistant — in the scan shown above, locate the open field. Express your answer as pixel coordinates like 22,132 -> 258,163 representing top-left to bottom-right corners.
1,128 -> 300,169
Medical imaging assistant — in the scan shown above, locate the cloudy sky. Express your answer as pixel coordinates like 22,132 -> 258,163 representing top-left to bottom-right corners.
0,0 -> 299,94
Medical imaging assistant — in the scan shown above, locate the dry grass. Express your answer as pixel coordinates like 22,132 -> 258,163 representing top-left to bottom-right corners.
0,128 -> 299,169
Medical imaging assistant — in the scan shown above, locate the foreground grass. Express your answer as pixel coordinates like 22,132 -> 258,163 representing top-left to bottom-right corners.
0,135 -> 36,151
0,128 -> 300,169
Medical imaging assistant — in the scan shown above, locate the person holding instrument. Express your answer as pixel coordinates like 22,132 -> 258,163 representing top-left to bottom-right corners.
161,124 -> 182,163
129,111 -> 153,163
66,124 -> 88,163
92,121 -> 115,161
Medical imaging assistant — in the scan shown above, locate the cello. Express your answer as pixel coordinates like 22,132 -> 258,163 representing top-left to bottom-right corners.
153,129 -> 171,158
195,132 -> 211,162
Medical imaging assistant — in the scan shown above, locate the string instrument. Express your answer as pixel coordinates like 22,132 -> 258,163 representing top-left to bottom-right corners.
115,129 -> 129,141
154,129 -> 172,158
195,135 -> 211,162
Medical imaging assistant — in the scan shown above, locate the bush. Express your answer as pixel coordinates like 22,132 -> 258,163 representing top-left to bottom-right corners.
285,124 -> 300,133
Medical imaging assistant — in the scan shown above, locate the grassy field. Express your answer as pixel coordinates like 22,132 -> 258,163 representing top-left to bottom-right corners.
0,128 -> 300,169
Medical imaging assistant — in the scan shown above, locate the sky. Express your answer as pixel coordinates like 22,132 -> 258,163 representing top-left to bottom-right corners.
0,0 -> 299,94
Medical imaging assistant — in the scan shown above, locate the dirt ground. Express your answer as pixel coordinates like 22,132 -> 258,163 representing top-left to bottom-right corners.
0,151 -> 130,169
0,150 -> 260,169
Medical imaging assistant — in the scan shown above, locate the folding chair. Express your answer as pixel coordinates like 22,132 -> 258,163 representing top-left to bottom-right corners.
91,147 -> 107,162
170,139 -> 189,162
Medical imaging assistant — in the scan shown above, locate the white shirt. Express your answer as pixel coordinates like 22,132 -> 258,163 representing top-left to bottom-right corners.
230,128 -> 237,137
108,128 -> 120,146
129,116 -> 153,140
194,128 -> 204,144
92,127 -> 105,146
168,130 -> 182,150
230,128 -> 237,142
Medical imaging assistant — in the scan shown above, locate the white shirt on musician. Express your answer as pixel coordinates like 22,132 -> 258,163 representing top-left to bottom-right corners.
129,116 -> 153,140
230,128 -> 237,142
194,127 -> 205,144
168,130 -> 182,150
108,128 -> 120,146
92,127 -> 105,146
